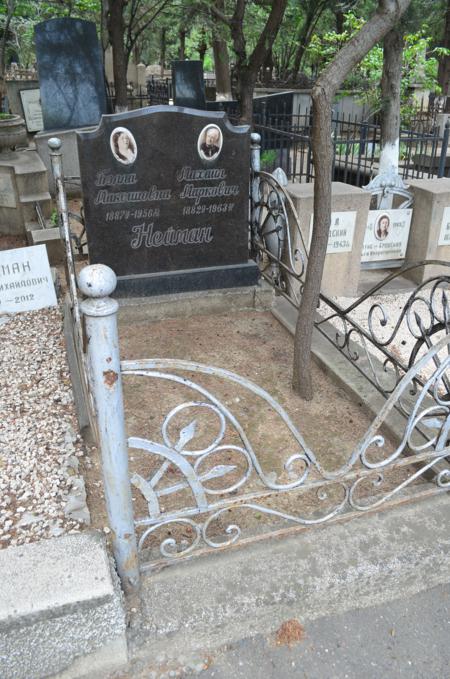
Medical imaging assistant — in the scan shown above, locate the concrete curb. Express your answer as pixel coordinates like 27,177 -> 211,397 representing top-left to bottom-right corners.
0,532 -> 127,679
130,495 -> 450,662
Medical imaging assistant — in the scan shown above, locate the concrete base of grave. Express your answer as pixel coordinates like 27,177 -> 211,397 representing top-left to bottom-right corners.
116,277 -> 274,323
0,532 -> 127,679
35,126 -> 95,197
404,177 -> 450,283
286,181 -> 371,297
114,260 -> 260,298
0,150 -> 52,236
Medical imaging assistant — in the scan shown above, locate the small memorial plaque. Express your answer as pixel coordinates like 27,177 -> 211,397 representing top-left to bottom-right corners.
309,211 -> 356,254
0,245 -> 57,313
0,175 -> 16,208
361,209 -> 412,263
19,88 -> 44,132
77,106 -> 258,295
438,207 -> 450,246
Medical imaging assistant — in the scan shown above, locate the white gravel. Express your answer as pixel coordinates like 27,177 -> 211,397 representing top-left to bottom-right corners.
0,306 -> 90,548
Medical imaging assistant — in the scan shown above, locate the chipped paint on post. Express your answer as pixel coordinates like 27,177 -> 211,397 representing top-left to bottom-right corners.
79,264 -> 139,592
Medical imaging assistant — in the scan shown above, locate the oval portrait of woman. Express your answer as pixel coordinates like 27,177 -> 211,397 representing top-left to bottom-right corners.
197,124 -> 223,161
110,127 -> 137,165
375,213 -> 390,241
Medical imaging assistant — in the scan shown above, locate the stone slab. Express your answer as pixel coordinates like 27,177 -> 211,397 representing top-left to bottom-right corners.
30,226 -> 65,265
114,261 -> 260,297
35,18 -> 107,131
405,177 -> 450,283
77,106 -> 251,293
117,280 -> 274,323
0,532 -> 127,679
0,532 -> 112,628
286,181 -> 371,297
172,60 -> 206,109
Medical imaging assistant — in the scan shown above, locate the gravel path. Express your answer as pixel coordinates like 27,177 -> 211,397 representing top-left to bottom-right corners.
0,306 -> 90,548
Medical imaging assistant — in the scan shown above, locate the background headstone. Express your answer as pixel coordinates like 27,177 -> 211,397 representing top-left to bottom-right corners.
35,18 -> 108,131
77,106 -> 257,295
0,244 -> 57,313
172,61 -> 206,109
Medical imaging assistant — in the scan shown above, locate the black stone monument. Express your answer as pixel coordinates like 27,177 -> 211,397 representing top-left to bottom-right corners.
77,106 -> 258,296
172,61 -> 206,110
35,18 -> 108,131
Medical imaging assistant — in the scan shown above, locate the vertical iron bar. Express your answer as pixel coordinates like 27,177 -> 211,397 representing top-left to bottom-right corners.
79,264 -> 140,593
438,121 -> 450,178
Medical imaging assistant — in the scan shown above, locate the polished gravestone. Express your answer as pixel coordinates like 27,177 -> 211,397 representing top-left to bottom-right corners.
77,106 -> 258,296
172,61 -> 206,110
35,18 -> 108,131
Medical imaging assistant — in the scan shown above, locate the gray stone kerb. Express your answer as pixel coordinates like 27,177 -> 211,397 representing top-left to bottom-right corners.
0,531 -> 127,679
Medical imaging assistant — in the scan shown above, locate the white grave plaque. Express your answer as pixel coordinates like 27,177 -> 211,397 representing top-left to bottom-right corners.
19,88 -> 44,133
0,245 -> 57,313
309,211 -> 357,254
361,209 -> 412,263
438,207 -> 450,246
0,174 -> 16,208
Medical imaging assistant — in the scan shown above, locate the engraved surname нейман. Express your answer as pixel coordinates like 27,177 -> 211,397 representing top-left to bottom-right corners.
130,223 -> 213,249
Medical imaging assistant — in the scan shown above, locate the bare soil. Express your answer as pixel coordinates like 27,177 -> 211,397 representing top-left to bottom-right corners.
81,308 -> 419,560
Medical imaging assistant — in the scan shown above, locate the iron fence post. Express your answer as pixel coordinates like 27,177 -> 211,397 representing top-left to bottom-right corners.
438,120 -> 450,178
79,264 -> 140,593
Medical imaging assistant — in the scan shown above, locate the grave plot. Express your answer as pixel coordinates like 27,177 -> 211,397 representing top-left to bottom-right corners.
91,306 -> 424,569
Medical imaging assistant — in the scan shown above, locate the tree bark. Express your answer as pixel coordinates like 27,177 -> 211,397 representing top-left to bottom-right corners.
438,0 -> 450,112
292,0 -> 412,400
160,26 -> 167,76
230,0 -> 288,123
289,1 -> 327,83
179,28 -> 186,60
0,0 -> 15,108
106,0 -> 128,111
211,0 -> 232,98
379,28 -> 403,177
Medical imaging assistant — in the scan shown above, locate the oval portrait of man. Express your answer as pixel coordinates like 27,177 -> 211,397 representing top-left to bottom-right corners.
110,127 -> 137,165
197,124 -> 223,161
375,213 -> 390,241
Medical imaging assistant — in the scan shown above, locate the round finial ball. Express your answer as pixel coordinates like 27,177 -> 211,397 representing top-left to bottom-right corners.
251,132 -> 261,144
48,137 -> 62,151
78,264 -> 117,298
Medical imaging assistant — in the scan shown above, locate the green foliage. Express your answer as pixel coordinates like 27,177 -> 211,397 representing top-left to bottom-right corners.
260,149 -> 278,170
305,11 -> 450,118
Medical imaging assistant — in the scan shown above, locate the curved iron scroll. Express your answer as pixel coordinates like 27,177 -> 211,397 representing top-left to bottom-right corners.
122,338 -> 450,569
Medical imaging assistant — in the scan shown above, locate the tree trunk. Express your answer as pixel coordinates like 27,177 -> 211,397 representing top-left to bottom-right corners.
335,10 -> 345,34
0,0 -> 15,109
160,27 -> 167,76
292,0 -> 412,400
379,28 -> 403,178
106,0 -> 128,111
179,29 -> 186,60
198,30 -> 208,64
211,0 -> 232,98
236,68 -> 255,123
438,0 -> 450,112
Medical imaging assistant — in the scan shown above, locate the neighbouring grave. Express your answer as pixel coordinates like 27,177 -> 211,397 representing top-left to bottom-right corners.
77,106 -> 258,295
34,18 -> 108,130
0,244 -> 57,313
19,89 -> 44,133
172,60 -> 206,109
405,177 -> 450,282
34,18 -> 108,196
287,182 -> 370,297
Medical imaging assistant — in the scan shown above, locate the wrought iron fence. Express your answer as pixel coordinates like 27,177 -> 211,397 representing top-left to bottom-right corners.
253,112 -> 450,185
106,84 -> 151,111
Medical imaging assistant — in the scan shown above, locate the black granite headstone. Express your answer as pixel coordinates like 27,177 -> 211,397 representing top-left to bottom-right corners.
172,61 -> 206,110
77,106 -> 258,296
35,18 -> 108,131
